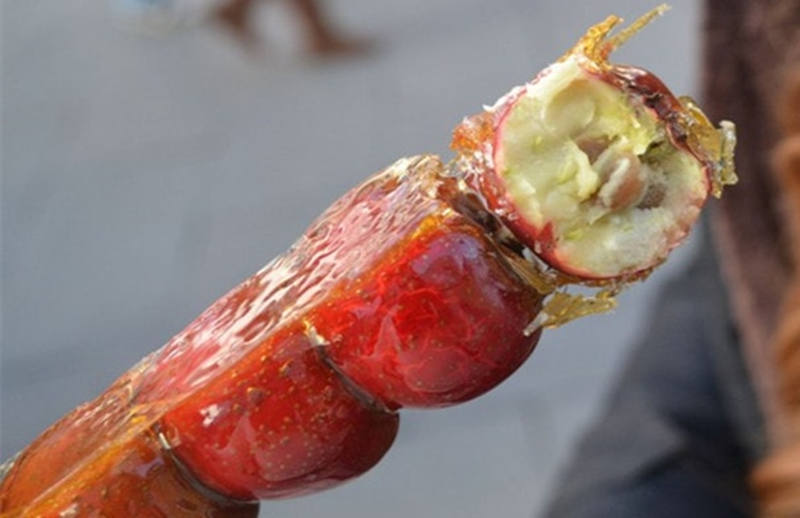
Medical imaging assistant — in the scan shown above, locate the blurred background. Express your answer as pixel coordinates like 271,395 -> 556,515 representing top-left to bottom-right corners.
1,1 -> 701,516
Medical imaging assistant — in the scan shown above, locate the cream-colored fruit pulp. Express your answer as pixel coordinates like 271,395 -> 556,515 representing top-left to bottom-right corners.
496,57 -> 707,276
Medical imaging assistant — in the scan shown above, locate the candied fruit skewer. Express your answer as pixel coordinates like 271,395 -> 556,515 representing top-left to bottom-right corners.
0,157 -> 539,516
0,7 -> 736,517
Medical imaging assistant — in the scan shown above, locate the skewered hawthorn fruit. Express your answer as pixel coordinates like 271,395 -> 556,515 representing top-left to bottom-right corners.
0,7 -> 736,517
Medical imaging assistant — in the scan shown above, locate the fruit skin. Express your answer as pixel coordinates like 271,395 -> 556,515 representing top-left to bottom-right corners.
159,155 -> 543,497
0,156 -> 545,513
317,214 -> 543,410
0,385 -> 259,517
160,324 -> 401,501
452,62 -> 719,279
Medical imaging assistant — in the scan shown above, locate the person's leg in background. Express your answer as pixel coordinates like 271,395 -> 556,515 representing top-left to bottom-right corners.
214,0 -> 369,55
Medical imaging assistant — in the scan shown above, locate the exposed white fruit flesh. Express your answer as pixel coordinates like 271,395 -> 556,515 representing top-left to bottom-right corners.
494,56 -> 708,277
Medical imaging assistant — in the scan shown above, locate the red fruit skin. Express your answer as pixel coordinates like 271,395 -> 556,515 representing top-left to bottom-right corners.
159,325 -> 400,501
4,155 -> 539,512
155,155 -> 543,498
316,222 -> 543,409
1,157 -> 543,514
454,64 -> 716,279
0,380 -> 258,517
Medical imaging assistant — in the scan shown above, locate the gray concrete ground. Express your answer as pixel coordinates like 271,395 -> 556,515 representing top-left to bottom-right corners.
2,1 -> 701,516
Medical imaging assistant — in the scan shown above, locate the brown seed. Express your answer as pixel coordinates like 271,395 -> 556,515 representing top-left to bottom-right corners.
597,150 -> 645,210
576,135 -> 611,163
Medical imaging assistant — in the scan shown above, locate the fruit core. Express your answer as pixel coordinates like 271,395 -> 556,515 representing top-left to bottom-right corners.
494,56 -> 707,277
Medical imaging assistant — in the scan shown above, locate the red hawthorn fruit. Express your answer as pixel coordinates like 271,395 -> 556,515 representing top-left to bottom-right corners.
0,8 -> 736,517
